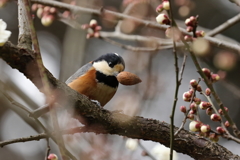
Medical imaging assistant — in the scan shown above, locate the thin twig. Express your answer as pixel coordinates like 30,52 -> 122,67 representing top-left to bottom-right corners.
0,133 -> 48,147
207,13 -> 240,37
31,0 -> 240,53
45,138 -> 51,160
1,91 -> 77,160
168,1 -> 179,159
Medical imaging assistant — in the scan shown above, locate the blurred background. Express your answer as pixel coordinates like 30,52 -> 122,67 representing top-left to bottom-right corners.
1,0 -> 240,159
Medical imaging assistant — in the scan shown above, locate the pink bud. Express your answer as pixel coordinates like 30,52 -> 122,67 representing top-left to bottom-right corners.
190,102 -> 197,111
184,35 -> 193,41
49,7 -> 57,14
180,106 -> 187,113
183,91 -> 192,102
190,79 -> 198,88
199,101 -> 211,110
194,97 -> 201,105
216,126 -> 225,134
200,124 -> 210,133
41,15 -> 55,27
156,14 -> 170,25
196,85 -> 202,92
188,114 -> 194,120
48,153 -> 58,160
156,4 -> 163,13
202,68 -> 211,78
186,26 -> 193,32
206,107 -> 213,115
162,1 -> 170,10
196,30 -> 205,37
189,121 -> 201,132
31,4 -> 38,12
211,74 -> 220,82
218,107 -> 228,115
189,109 -> 196,114
224,121 -> 230,127
43,6 -> 50,12
89,19 -> 97,27
205,88 -> 211,96
209,133 -> 219,142
210,114 -> 221,121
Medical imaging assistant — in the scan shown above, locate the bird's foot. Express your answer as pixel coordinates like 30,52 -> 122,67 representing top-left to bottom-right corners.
91,99 -> 102,107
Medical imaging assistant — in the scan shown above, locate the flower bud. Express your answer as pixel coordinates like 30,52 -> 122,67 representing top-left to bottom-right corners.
199,101 -> 211,110
209,133 -> 219,142
184,35 -> 193,41
185,16 -> 197,27
89,19 -> 97,27
216,126 -> 225,134
48,154 -> 58,160
196,85 -> 202,92
211,74 -> 220,82
189,121 -> 201,132
49,7 -> 57,14
31,4 -> 38,12
37,7 -> 44,18
41,15 -> 55,26
125,138 -> 138,151
190,79 -> 198,88
196,30 -> 205,37
156,14 -> 170,25
43,6 -> 50,12
182,91 -> 191,102
189,109 -> 196,114
218,107 -> 228,115
190,102 -> 197,111
206,107 -> 213,115
180,105 -> 187,113
200,124 -> 210,133
224,121 -> 230,127
162,1 -> 170,10
210,114 -> 221,121
193,97 -> 201,105
205,88 -> 211,96
186,26 -> 193,32
202,68 -> 211,78
188,114 -> 194,120
156,4 -> 163,13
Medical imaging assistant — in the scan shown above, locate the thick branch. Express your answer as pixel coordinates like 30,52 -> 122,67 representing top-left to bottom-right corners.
0,42 -> 239,160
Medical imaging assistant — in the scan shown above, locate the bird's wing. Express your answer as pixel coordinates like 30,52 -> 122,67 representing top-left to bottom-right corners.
65,62 -> 93,84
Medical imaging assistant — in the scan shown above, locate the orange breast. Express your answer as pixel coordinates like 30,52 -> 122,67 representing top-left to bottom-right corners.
67,68 -> 117,106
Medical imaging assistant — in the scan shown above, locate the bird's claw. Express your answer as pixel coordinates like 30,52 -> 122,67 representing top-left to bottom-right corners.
91,99 -> 102,107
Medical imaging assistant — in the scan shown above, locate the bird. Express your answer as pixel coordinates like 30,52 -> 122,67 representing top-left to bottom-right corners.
66,52 -> 125,106
32,53 -> 125,117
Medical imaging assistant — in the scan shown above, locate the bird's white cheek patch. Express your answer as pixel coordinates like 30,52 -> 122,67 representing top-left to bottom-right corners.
93,60 -> 113,76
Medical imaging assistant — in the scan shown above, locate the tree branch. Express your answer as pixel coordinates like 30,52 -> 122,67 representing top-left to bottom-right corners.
0,41 -> 239,160
31,0 -> 240,54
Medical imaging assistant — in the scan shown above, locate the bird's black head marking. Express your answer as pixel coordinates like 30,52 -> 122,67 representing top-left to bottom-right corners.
94,53 -> 125,69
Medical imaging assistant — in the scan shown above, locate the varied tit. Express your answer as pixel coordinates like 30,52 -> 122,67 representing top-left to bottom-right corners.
66,52 -> 125,106
32,53 -> 125,118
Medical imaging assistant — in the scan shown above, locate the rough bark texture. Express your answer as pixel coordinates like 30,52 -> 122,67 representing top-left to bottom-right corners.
0,42 -> 239,160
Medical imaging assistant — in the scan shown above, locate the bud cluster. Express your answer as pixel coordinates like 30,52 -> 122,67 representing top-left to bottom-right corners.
183,16 -> 205,41
201,68 -> 220,83
155,1 -> 171,25
180,71 -> 228,142
81,19 -> 102,39
31,4 -> 59,27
